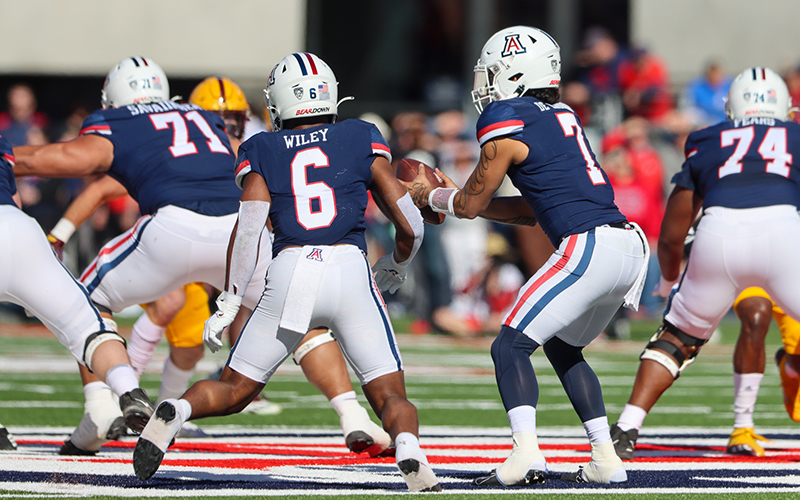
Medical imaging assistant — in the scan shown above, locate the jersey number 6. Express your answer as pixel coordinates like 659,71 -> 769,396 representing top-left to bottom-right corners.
291,147 -> 337,230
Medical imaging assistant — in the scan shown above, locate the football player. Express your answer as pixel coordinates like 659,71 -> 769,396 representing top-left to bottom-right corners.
404,26 -> 647,486
611,67 -> 800,460
132,52 -> 440,492
0,134 -> 154,450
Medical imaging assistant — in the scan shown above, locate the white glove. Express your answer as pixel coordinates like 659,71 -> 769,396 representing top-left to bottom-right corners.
653,276 -> 678,297
203,292 -> 242,353
372,253 -> 408,294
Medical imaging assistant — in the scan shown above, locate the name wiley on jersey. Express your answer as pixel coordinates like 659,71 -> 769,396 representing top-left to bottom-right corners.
283,128 -> 330,149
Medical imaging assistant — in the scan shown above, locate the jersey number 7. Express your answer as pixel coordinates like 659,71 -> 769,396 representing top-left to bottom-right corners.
556,112 -> 606,185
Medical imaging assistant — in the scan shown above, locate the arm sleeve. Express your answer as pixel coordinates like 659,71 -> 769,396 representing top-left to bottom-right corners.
227,200 -> 270,296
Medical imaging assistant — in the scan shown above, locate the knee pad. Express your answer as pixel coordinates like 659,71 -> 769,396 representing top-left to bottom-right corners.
491,326 -> 539,364
83,331 -> 127,373
293,329 -> 336,365
640,321 -> 706,378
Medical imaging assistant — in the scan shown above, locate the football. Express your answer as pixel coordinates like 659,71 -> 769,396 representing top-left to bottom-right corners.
395,158 -> 446,225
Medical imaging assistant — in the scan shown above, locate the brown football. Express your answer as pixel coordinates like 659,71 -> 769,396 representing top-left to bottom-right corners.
395,158 -> 446,225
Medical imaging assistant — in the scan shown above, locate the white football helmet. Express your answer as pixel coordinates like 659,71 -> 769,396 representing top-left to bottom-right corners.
725,67 -> 791,120
101,56 -> 169,109
472,26 -> 561,113
264,52 -> 340,131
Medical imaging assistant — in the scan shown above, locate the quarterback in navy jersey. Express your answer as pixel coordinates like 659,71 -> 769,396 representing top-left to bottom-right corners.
133,53 -> 440,492
406,26 -> 647,487
0,134 -> 154,445
613,67 -> 800,460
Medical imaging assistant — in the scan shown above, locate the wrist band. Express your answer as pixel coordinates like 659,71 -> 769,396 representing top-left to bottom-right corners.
50,218 -> 77,243
428,187 -> 458,218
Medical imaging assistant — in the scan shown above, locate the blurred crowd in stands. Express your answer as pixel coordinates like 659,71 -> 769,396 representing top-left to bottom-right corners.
5,26 -> 800,338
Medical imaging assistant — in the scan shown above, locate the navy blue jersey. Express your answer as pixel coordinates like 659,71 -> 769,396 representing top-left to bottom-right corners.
235,119 -> 391,257
0,135 -> 16,206
80,101 -> 240,216
477,97 -> 625,247
673,117 -> 800,209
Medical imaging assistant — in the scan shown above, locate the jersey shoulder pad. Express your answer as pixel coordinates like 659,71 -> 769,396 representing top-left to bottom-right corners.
0,135 -> 14,166
353,119 -> 391,161
476,100 -> 524,146
79,109 -> 113,137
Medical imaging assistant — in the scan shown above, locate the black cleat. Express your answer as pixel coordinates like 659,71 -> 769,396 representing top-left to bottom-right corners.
133,402 -> 180,480
472,469 -> 546,487
0,426 -> 17,451
397,458 -> 442,492
610,423 -> 638,460
59,439 -> 97,456
106,416 -> 129,440
119,388 -> 155,435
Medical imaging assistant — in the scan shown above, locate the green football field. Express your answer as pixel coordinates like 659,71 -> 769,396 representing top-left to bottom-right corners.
0,315 -> 797,499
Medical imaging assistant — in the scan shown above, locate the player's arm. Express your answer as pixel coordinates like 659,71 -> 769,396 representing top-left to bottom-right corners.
204,172 -> 271,353
12,193 -> 21,209
370,155 -> 424,293
479,196 -> 537,226
406,137 -> 527,220
47,175 -> 129,258
658,185 -> 703,282
13,135 -> 114,178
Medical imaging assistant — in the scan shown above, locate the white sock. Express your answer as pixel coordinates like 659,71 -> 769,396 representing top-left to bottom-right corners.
395,432 -> 427,465
584,416 -> 611,445
175,398 -> 193,423
507,405 -> 537,434
104,363 -> 140,396
157,356 -> 195,404
617,404 -> 648,432
127,313 -> 166,378
84,381 -> 113,400
733,372 -> 763,429
330,391 -> 360,417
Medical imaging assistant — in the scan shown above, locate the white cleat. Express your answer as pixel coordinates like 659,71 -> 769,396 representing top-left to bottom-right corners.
397,459 -> 442,492
562,441 -> 627,484
133,400 -> 183,480
60,390 -> 127,455
476,431 -> 547,487
340,405 -> 392,457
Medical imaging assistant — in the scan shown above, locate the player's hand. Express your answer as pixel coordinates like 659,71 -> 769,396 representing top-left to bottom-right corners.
653,276 -> 678,297
47,233 -> 65,261
372,254 -> 408,294
203,292 -> 242,353
434,168 -> 458,189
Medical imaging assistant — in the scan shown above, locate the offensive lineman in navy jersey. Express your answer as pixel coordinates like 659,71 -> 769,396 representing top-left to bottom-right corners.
406,26 -> 647,486
132,53 -> 440,492
612,67 -> 800,460
0,134 -> 154,446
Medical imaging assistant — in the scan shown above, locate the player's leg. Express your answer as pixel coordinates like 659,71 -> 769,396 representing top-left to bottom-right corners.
328,248 -> 439,492
133,367 -> 265,480
0,210 -> 152,453
728,291 -> 772,457
773,307 -> 800,421
128,289 -> 186,378
296,327 -> 391,456
614,222 -> 737,459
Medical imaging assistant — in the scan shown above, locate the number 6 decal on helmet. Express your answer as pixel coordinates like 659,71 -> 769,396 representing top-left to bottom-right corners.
291,147 -> 337,229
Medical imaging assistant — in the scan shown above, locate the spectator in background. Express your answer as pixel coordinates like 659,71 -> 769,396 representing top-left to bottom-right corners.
784,65 -> 800,124
574,26 -> 628,133
0,84 -> 50,147
684,61 -> 732,127
619,47 -> 674,122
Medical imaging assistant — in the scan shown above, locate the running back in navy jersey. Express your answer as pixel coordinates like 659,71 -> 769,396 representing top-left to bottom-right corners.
476,97 -> 625,247
80,101 -> 241,216
673,116 -> 800,209
0,135 -> 16,207
235,119 -> 391,257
